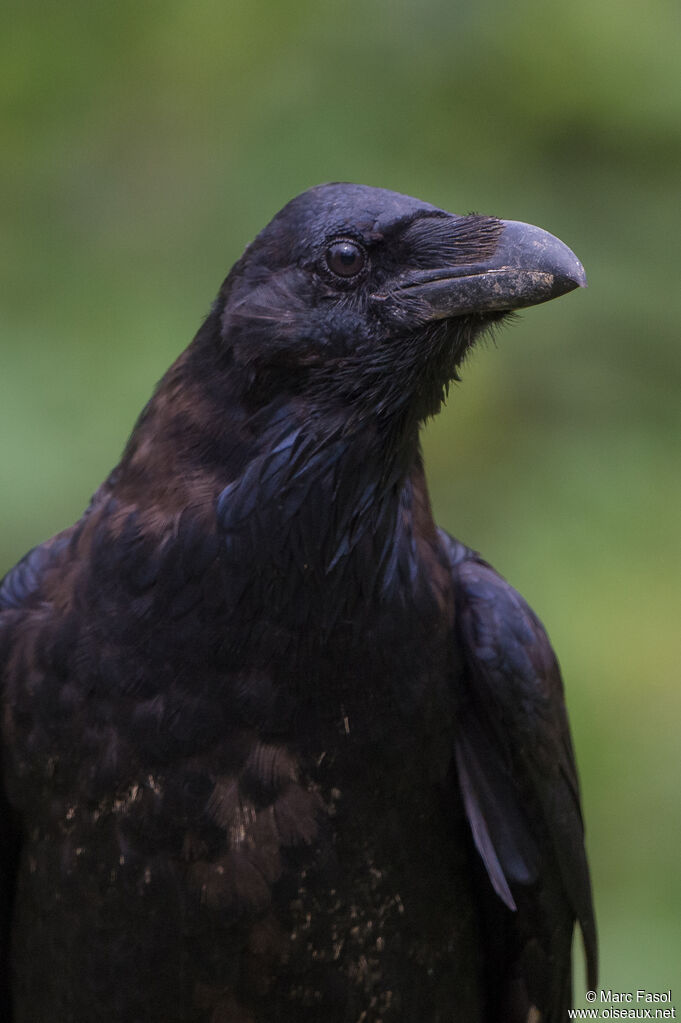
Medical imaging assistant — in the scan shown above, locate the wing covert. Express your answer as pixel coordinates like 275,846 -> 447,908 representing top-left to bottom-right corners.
0,529 -> 74,613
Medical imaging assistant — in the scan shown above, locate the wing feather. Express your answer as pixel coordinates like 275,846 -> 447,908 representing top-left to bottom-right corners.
442,530 -> 597,1021
1,529 -> 77,1017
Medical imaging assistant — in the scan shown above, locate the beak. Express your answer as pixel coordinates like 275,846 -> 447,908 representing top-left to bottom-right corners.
382,219 -> 586,319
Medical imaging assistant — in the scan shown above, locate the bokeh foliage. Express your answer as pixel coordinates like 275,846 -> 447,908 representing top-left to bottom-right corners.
2,0 -> 680,1007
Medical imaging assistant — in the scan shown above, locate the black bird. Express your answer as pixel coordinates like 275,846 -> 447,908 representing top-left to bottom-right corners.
0,183 -> 596,1022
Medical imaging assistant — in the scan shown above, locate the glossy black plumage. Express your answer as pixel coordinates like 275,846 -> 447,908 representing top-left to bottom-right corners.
0,183 -> 595,1022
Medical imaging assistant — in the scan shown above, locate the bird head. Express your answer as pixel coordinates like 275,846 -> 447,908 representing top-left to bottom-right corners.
215,183 -> 585,430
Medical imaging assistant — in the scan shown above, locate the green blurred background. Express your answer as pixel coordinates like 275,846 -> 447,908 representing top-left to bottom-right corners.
2,0 -> 680,1008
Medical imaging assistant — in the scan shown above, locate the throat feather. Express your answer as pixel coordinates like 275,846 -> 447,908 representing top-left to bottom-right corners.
216,425 -> 426,627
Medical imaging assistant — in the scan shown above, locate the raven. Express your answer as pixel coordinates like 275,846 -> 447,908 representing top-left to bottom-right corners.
0,183 -> 596,1022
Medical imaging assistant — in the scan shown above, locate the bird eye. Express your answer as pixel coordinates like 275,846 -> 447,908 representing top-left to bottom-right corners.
325,239 -> 367,278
